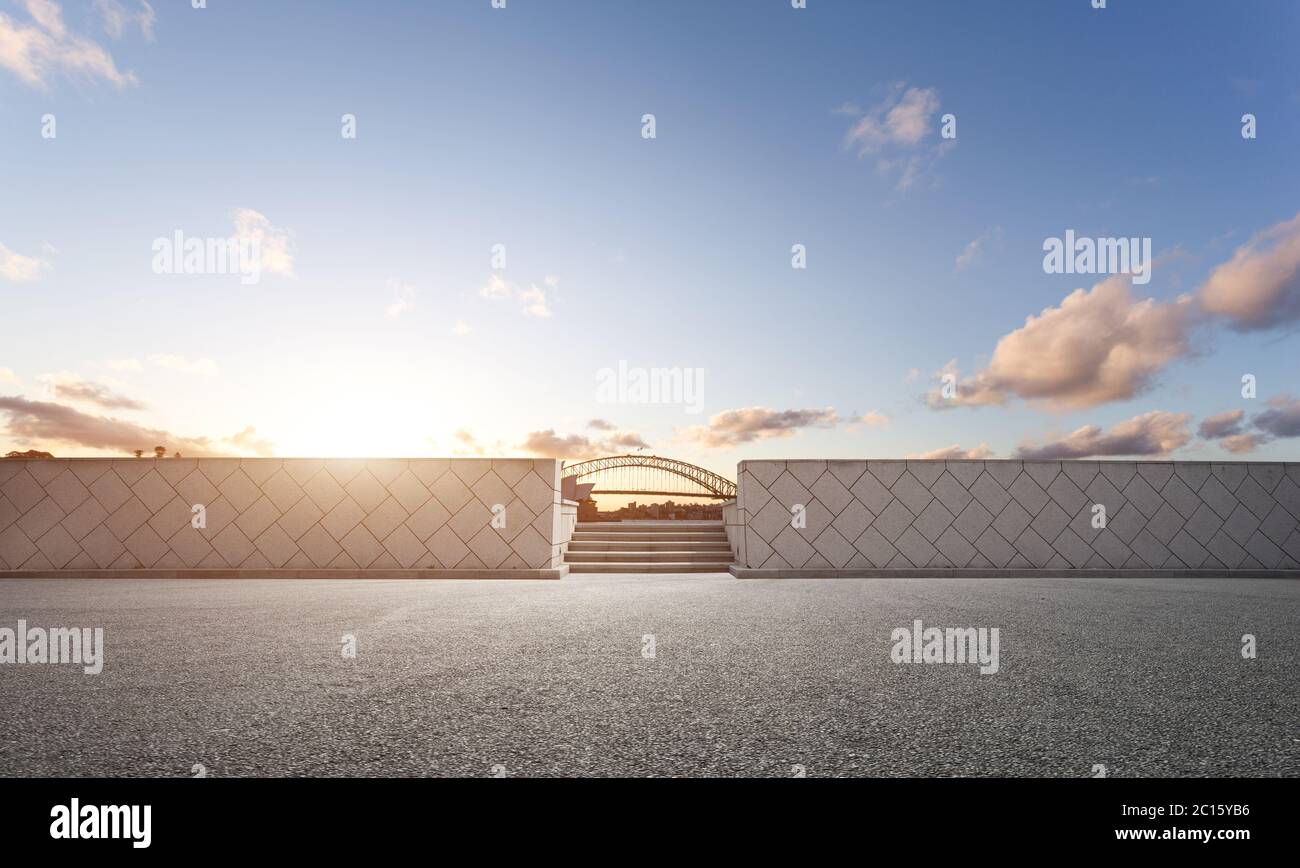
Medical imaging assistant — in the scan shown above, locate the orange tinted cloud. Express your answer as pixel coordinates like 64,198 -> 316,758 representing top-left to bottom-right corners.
1198,213 -> 1300,331
1014,411 -> 1192,460
678,406 -> 839,448
927,277 -> 1194,411
0,395 -> 268,457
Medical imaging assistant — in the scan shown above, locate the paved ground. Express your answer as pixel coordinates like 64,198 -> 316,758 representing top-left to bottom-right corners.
0,575 -> 1296,777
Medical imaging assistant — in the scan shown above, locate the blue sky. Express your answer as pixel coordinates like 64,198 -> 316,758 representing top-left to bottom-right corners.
2,0 -> 1299,480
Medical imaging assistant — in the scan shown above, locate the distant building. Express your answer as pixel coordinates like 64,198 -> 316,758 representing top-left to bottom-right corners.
594,498 -> 723,522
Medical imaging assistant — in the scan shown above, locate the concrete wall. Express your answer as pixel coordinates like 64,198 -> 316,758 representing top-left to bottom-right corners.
0,458 -> 567,578
559,499 -> 578,559
720,499 -> 741,561
732,459 -> 1300,577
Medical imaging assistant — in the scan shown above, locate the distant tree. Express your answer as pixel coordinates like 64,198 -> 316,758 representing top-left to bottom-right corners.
134,450 -> 144,459
174,452 -> 181,459
154,446 -> 167,459
4,450 -> 54,459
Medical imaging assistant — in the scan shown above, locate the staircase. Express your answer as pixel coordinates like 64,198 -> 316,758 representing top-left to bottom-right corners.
565,521 -> 734,573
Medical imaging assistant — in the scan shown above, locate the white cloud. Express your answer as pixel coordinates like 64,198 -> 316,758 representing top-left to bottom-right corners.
232,208 -> 295,278
104,358 -> 143,371
846,411 -> 889,432
385,279 -> 415,318
93,0 -> 154,41
876,154 -> 925,191
25,0 -> 63,34
443,428 -> 521,458
226,425 -> 274,457
452,319 -> 471,335
449,428 -> 488,456
479,273 -> 512,299
518,284 -> 552,318
845,84 -> 940,152
842,83 -> 949,191
0,0 -> 138,89
0,367 -> 20,386
0,242 -> 50,282
955,226 -> 1002,272
479,273 -> 555,317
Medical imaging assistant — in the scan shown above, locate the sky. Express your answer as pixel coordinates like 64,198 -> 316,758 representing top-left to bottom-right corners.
2,0 -> 1299,484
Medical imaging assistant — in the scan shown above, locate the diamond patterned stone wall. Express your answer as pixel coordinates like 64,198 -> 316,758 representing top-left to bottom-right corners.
734,459 -> 1300,573
0,458 -> 565,573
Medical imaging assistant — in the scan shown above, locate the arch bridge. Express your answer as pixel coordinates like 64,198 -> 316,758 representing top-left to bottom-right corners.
561,455 -> 736,500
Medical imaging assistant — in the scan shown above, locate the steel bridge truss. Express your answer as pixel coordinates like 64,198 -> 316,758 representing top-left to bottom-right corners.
561,454 -> 736,500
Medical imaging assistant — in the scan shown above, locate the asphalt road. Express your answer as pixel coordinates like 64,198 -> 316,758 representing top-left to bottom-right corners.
0,575 -> 1296,777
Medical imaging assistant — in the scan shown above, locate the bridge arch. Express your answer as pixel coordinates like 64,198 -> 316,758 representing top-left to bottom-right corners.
561,455 -> 736,500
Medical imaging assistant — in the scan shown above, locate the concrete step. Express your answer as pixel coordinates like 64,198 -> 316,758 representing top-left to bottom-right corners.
566,550 -> 733,563
571,532 -> 728,543
575,523 -> 725,534
568,540 -> 733,552
567,562 -> 734,573
565,521 -> 733,573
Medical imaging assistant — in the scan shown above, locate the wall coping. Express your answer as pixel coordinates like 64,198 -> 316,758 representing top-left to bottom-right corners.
732,566 -> 1300,580
1,568 -> 567,580
1,456 -> 556,463
738,458 -> 1298,466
